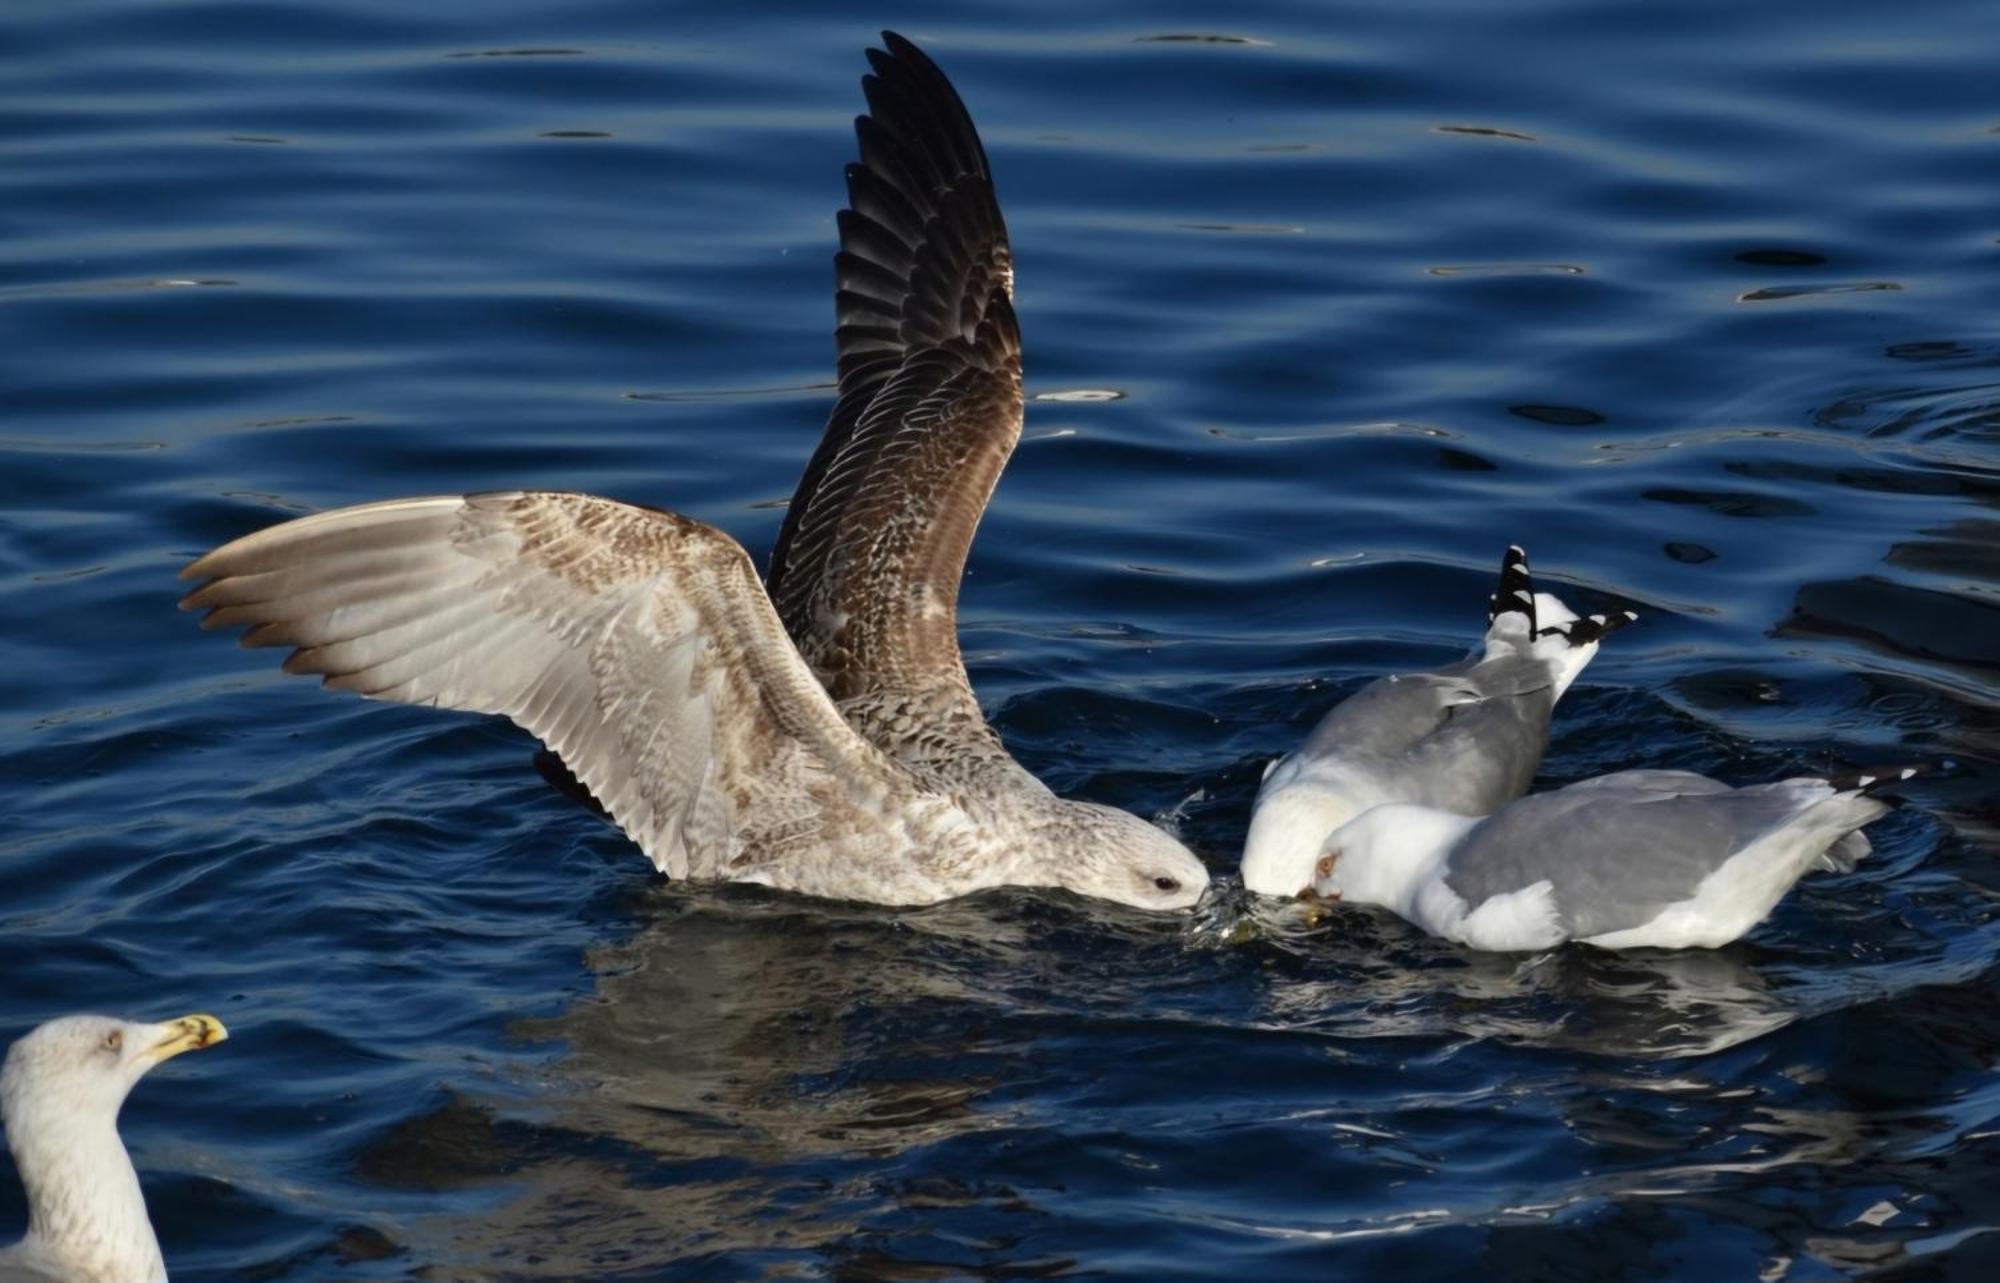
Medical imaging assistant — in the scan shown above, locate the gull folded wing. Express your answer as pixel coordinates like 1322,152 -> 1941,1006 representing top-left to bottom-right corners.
1443,779 -> 1814,940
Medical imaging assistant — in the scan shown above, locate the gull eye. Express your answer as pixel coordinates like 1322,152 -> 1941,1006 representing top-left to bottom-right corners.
102,1029 -> 122,1053
1153,876 -> 1180,892
1316,853 -> 1337,878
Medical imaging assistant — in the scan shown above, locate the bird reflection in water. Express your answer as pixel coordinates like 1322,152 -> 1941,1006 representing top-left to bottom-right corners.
361,886 -> 1185,1278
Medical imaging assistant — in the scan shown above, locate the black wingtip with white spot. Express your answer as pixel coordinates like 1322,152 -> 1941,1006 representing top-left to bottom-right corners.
1487,544 -> 1536,634
1536,607 -> 1639,648
1825,764 -> 1926,798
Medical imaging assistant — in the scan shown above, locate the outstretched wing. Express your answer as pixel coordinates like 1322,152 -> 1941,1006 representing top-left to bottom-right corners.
181,492 -> 943,881
766,31 -> 1021,706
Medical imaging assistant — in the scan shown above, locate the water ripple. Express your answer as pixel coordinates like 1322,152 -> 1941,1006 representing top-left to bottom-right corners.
3,2 -> 1997,1280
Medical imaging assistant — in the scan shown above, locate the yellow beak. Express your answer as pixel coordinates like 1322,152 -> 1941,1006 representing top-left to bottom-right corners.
141,1013 -> 229,1066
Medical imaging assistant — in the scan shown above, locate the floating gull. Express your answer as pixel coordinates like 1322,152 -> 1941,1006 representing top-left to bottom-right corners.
1241,545 -> 1636,896
1,1014 -> 227,1283
1307,768 -> 1921,950
181,34 -> 1208,912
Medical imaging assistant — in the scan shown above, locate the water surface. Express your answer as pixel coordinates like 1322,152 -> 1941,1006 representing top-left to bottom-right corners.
3,1 -> 1997,1279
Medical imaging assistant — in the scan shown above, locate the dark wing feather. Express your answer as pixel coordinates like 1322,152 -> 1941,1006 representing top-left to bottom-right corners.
766,32 -> 1020,706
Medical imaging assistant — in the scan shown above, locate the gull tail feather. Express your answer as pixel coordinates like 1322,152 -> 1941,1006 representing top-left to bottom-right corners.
1817,830 -> 1872,873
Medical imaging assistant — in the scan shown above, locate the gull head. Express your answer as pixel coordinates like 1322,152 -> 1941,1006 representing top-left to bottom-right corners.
3,1014 -> 227,1127
3,1013 -> 227,1283
1308,804 -> 1469,909
1051,803 -> 1210,911
1240,781 -> 1366,898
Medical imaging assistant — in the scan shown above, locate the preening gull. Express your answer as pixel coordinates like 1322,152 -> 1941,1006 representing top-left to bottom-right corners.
1306,767 -> 1921,950
1241,546 -> 1636,896
1,1014 -> 227,1283
180,35 -> 1209,912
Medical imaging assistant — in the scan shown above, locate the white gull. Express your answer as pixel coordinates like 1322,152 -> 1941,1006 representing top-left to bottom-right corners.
1241,545 -> 1636,896
1,1014 -> 227,1283
1307,767 -> 1921,950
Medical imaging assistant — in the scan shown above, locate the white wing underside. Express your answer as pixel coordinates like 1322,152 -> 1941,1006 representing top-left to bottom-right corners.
181,492 -> 975,894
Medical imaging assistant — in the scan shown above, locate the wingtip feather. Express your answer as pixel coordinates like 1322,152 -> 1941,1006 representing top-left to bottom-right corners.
1536,606 -> 1640,648
1824,763 -> 1926,796
1488,544 -> 1537,633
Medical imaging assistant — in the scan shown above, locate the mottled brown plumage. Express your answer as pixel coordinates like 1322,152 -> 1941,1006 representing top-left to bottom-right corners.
180,37 -> 1210,911
767,32 -> 1024,790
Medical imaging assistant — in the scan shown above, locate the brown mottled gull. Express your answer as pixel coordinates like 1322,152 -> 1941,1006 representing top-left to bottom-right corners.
180,35 -> 1208,912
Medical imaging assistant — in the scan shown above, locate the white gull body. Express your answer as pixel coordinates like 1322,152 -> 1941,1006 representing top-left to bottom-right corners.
1307,768 -> 1919,951
1,1014 -> 227,1283
1241,546 -> 1636,897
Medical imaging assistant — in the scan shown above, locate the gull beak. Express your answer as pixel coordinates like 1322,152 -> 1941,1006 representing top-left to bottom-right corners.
139,1013 -> 228,1067
1290,887 -> 1331,928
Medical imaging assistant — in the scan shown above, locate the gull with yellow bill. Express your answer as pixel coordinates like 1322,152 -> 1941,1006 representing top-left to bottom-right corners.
1,1013 -> 228,1283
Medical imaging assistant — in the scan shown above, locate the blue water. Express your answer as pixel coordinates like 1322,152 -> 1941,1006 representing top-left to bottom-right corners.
4,1 -> 1997,1278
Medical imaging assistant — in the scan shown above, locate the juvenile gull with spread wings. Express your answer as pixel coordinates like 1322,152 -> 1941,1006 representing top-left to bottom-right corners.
181,35 -> 1208,912
1241,546 -> 1636,897
1307,767 -> 1919,950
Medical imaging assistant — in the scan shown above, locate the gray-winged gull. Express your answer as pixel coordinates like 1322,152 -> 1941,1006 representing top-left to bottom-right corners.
180,35 -> 1208,912
1306,767 -> 1921,950
1,1014 -> 227,1283
1241,546 -> 1636,896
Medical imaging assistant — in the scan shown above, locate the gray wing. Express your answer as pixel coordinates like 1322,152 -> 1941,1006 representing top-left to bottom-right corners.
1294,673 -> 1474,760
1559,770 -> 1732,800
181,492 -> 947,882
1292,656 -> 1556,814
766,33 -> 1019,716
1443,773 -> 1811,939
